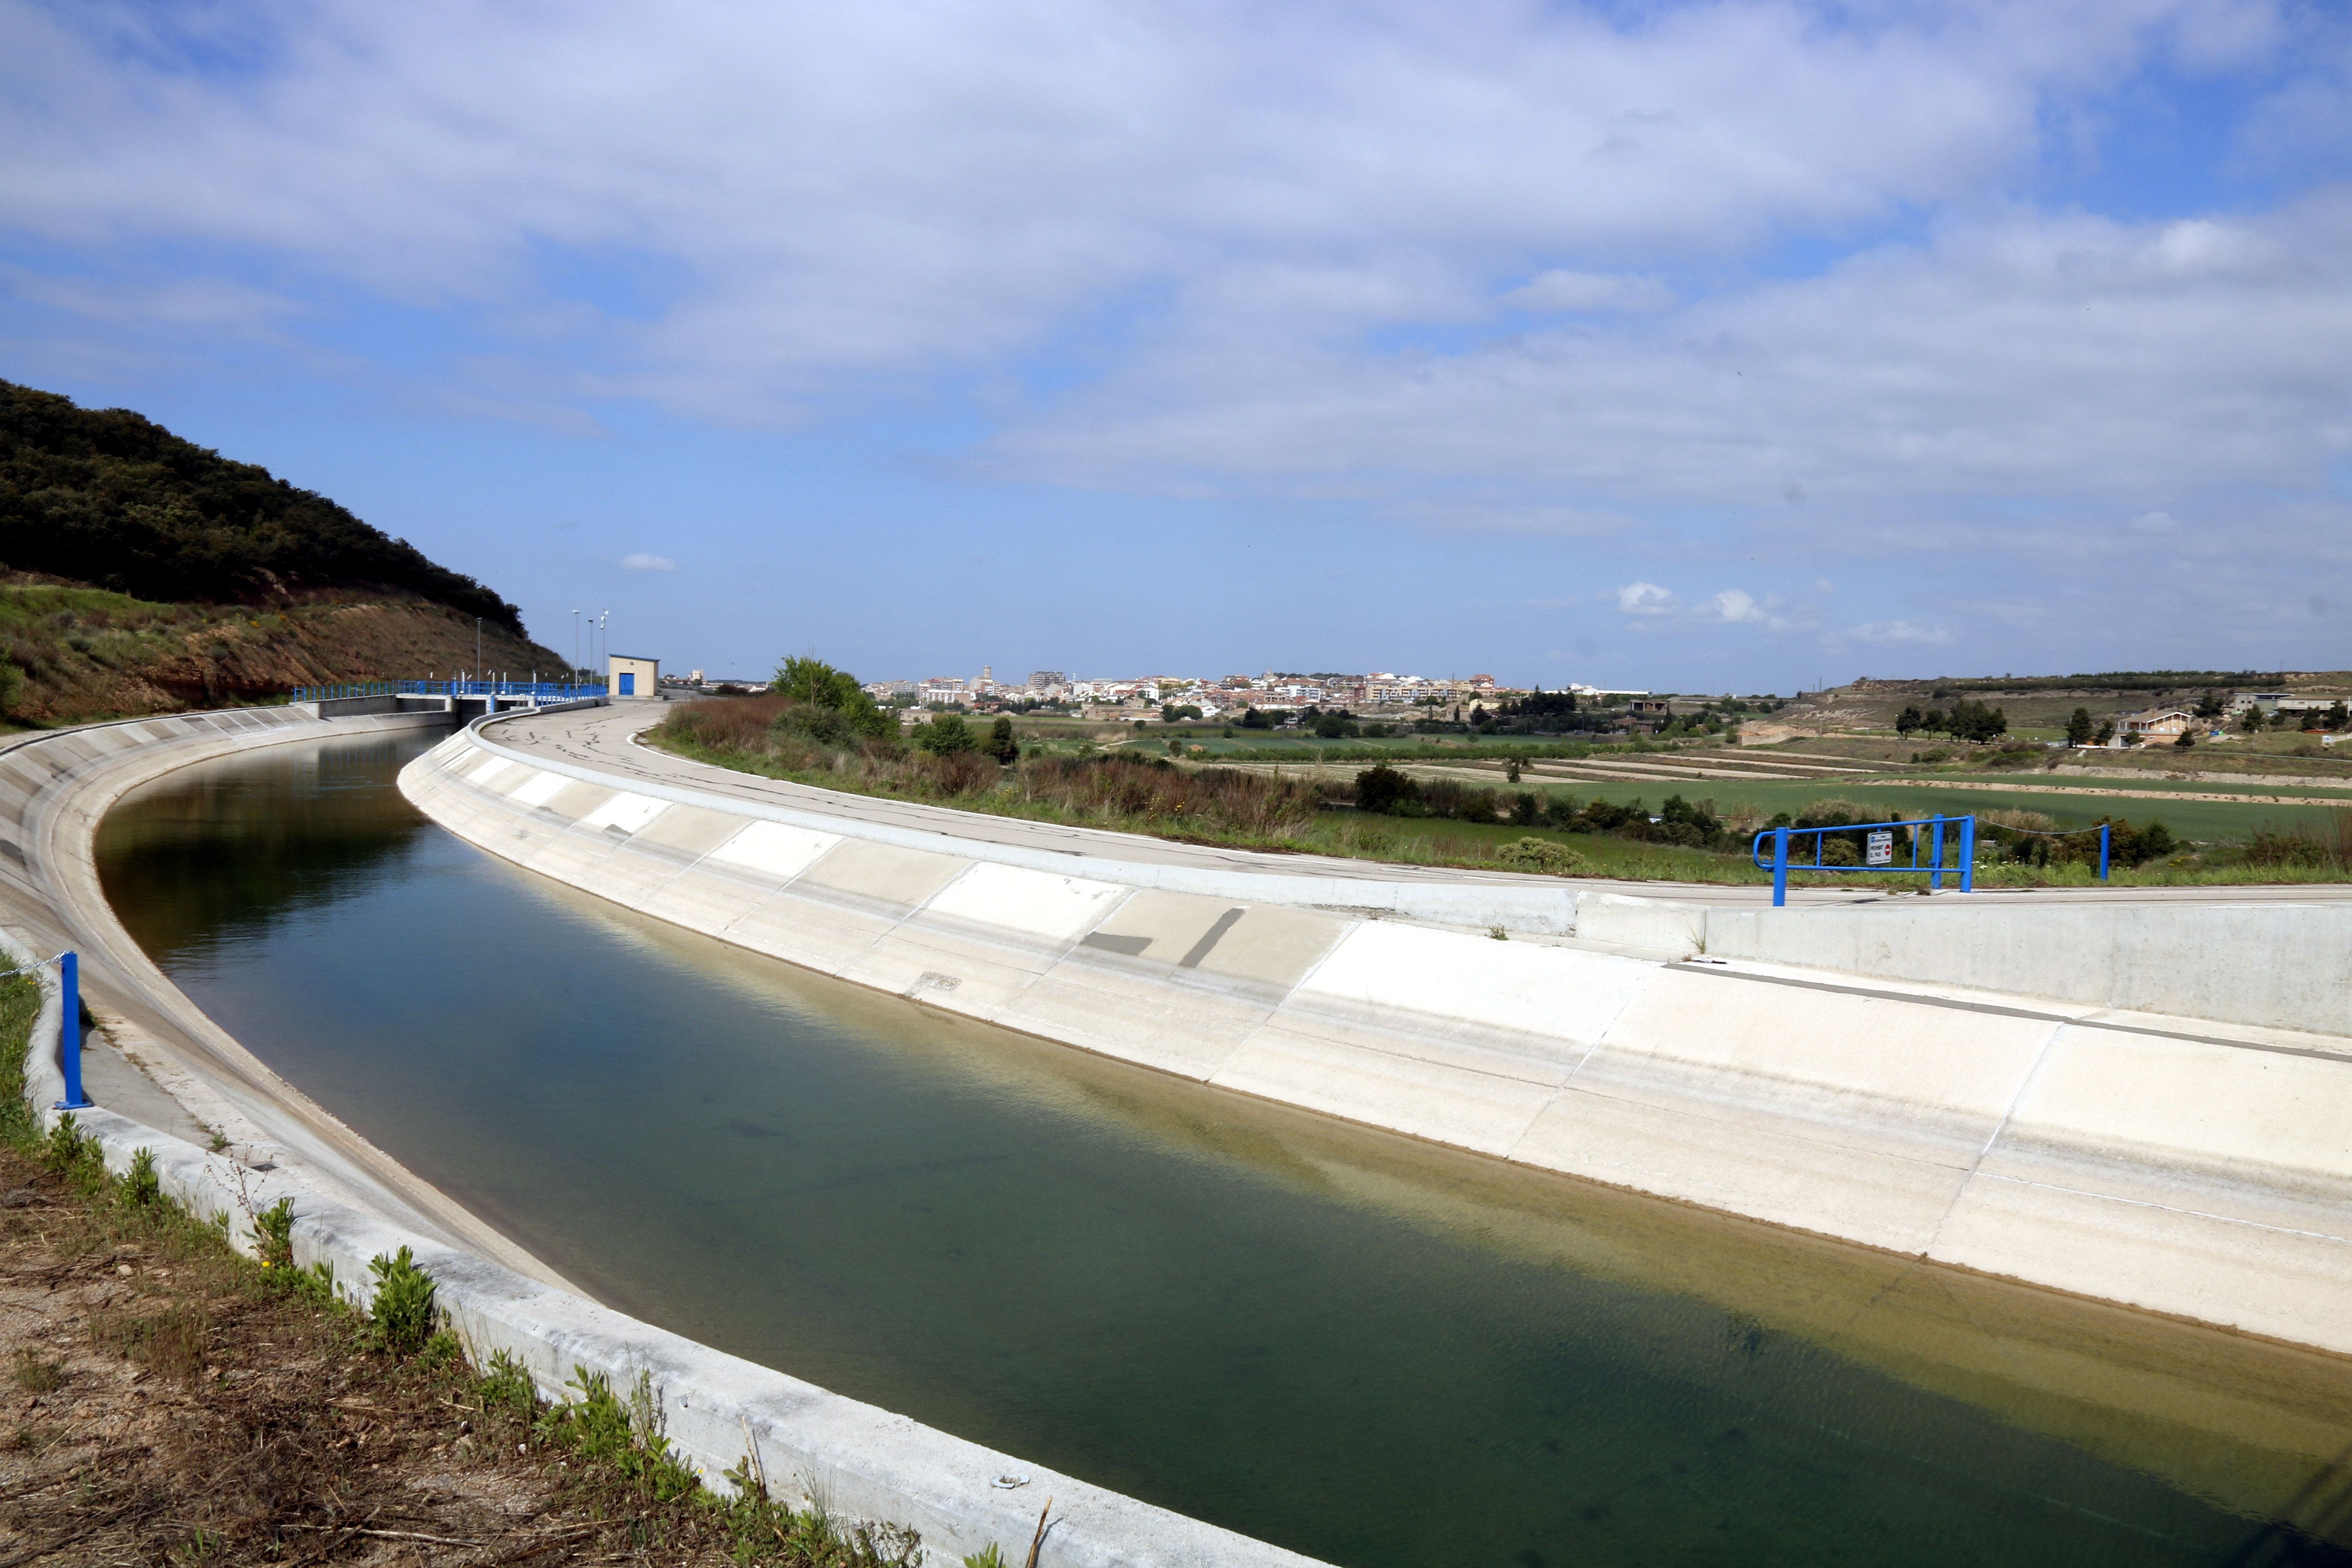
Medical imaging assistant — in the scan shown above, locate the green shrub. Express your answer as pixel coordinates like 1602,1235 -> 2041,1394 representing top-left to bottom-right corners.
365,1246 -> 438,1354
1495,837 -> 1586,874
43,1112 -> 93,1173
1355,763 -> 1414,814
123,1146 -> 161,1207
253,1196 -> 295,1270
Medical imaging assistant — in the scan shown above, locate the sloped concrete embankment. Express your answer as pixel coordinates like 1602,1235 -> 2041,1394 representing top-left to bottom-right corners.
412,718 -> 2352,1358
1703,900 -> 2350,1038
0,706 -> 1329,1568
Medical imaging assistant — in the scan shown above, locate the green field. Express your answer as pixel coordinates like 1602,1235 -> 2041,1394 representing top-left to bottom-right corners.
1526,775 -> 2349,843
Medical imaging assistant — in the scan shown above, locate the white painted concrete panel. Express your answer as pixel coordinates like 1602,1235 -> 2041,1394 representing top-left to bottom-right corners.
508,770 -> 569,809
924,861 -> 1130,942
466,756 -> 515,787
707,820 -> 844,881
577,791 -> 670,836
1297,921 -> 1656,1042
2007,1027 -> 2352,1180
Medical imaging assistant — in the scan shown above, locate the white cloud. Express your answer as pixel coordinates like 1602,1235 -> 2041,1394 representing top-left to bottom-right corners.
1506,271 -> 1674,314
1707,589 -> 1767,624
1616,581 -> 1674,614
0,0 -> 2206,412
1841,620 -> 1954,645
620,552 -> 676,571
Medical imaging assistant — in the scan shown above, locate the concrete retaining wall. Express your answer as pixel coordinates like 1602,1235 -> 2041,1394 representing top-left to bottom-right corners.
0,705 -> 1323,1568
408,720 -> 2352,1358
1703,900 -> 2352,1038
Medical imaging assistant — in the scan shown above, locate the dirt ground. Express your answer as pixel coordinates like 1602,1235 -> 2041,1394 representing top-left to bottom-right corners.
0,1134 -> 917,1567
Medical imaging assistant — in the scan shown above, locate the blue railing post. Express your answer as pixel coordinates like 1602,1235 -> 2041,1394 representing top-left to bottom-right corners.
1929,817 -> 1946,890
1959,815 -> 1976,894
2098,824 -> 2111,881
55,950 -> 90,1110
1771,827 -> 1790,907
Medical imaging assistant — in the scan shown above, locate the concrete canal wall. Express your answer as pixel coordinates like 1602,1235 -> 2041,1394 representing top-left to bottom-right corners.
1705,899 -> 2352,1038
1,704 -> 1321,1568
407,713 -> 2352,1360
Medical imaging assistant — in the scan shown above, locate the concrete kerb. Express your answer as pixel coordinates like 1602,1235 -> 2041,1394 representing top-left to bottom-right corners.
0,714 -> 1329,1568
465,711 -> 1706,946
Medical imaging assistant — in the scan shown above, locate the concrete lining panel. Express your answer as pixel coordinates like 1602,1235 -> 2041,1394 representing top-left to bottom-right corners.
1298,921 -> 1653,1043
794,837 -> 968,914
467,755 -> 516,787
578,791 -> 670,836
707,820 -> 843,881
1087,890 -> 1346,989
1603,969 -> 2052,1125
1512,1084 -> 1974,1253
1929,1174 -> 2352,1357
1211,1023 -> 1556,1156
2023,1027 -> 2352,1175
714,885 -> 899,977
538,780 -> 612,823
627,805 -> 748,864
923,861 -> 1129,942
508,770 -> 568,808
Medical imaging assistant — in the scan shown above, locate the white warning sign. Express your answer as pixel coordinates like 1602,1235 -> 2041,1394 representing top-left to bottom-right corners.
1865,828 -> 1894,866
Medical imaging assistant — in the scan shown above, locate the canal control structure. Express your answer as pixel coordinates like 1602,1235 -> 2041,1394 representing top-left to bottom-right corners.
401,701 -> 2352,1365
0,701 -> 1325,1568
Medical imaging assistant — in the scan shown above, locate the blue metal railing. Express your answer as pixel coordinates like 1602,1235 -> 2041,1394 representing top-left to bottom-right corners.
3,950 -> 88,1110
1980,819 -> 2114,881
1753,814 -> 1978,907
291,679 -> 608,704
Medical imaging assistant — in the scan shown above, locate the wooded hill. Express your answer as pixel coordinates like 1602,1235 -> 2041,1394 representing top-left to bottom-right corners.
0,380 -> 564,724
1,379 -> 518,628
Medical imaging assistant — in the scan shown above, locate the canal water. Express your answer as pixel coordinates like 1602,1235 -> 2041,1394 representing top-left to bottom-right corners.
95,729 -> 2352,1567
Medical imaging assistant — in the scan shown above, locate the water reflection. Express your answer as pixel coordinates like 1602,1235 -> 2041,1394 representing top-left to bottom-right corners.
95,732 -> 2352,1568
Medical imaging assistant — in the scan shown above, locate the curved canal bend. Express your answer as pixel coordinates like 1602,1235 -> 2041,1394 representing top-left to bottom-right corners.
95,728 -> 2352,1568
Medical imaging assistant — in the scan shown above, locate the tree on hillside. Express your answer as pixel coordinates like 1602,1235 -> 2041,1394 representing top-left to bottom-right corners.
983,716 -> 1020,763
1895,704 -> 1925,735
911,713 -> 977,754
2195,690 -> 2227,718
771,655 -> 894,742
0,379 -> 522,627
1355,764 -> 1414,814
2066,707 -> 2095,747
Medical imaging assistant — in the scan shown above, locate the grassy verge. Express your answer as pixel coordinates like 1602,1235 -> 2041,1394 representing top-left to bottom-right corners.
657,725 -> 2346,890
0,967 -> 937,1566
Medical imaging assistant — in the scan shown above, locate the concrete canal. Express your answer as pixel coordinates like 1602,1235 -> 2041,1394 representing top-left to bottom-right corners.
95,728 -> 2352,1567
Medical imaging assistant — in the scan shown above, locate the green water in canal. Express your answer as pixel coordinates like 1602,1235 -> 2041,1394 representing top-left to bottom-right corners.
94,729 -> 2352,1567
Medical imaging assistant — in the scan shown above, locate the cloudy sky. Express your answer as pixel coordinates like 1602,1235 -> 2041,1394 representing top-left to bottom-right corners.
4,1 -> 2348,690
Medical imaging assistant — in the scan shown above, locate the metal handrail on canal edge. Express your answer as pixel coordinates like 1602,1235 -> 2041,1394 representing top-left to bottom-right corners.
4,949 -> 89,1110
292,679 -> 609,703
1751,813 -> 2116,906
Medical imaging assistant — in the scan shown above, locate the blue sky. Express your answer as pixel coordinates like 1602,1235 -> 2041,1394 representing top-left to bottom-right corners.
3,1 -> 2348,692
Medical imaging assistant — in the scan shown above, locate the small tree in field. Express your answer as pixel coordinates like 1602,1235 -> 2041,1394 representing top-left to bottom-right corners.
2065,707 -> 2094,747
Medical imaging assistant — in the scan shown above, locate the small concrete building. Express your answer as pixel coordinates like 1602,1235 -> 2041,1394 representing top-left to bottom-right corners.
607,654 -> 660,698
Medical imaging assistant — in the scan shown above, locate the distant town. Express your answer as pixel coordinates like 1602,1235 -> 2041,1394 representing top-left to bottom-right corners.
677,666 -> 1654,718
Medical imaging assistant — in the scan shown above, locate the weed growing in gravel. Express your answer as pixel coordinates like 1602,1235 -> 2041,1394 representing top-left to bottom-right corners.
252,1194 -> 294,1268
364,1244 -> 438,1354
123,1145 -> 160,1207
